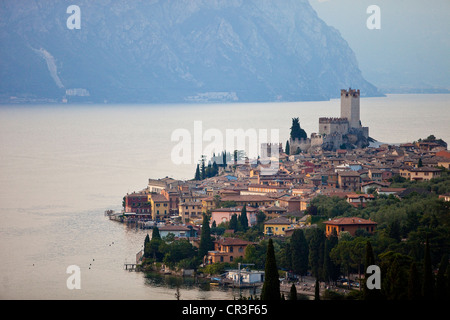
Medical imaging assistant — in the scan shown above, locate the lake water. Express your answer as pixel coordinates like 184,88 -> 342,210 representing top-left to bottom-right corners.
0,94 -> 448,299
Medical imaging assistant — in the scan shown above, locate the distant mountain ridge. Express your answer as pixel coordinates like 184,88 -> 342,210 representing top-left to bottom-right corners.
0,0 -> 382,104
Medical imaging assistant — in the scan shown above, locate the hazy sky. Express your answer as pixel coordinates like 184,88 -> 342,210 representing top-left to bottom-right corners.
309,0 -> 450,90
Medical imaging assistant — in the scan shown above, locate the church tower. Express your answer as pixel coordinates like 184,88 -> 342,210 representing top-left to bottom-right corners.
340,88 -> 360,129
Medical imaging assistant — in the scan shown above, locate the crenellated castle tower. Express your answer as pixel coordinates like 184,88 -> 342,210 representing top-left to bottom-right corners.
340,88 -> 360,129
288,88 -> 370,154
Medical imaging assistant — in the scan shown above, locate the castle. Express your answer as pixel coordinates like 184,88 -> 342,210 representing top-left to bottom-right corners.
289,88 -> 370,153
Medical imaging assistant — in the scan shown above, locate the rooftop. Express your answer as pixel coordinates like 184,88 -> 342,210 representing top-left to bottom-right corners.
324,217 -> 377,226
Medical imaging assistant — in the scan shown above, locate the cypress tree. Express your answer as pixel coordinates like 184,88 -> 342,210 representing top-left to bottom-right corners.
323,239 -> 332,284
261,239 -> 281,300
446,264 -> 450,299
291,229 -> 309,280
229,214 -> 239,232
143,233 -> 151,259
212,161 -> 219,176
289,283 -> 297,300
194,164 -> 201,180
201,156 -> 206,180
314,279 -> 320,300
422,235 -> 434,299
152,226 -> 161,240
436,254 -> 449,300
408,262 -> 421,300
240,204 -> 249,232
198,213 -> 214,261
285,140 -> 290,155
363,240 -> 383,300
309,228 -> 325,281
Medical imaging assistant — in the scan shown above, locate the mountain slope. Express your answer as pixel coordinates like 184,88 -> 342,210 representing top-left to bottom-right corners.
0,0 -> 381,103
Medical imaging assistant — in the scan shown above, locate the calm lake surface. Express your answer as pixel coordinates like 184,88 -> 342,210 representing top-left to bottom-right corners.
0,94 -> 449,299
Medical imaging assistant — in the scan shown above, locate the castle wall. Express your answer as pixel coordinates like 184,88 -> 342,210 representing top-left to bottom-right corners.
319,118 -> 349,136
289,138 -> 311,154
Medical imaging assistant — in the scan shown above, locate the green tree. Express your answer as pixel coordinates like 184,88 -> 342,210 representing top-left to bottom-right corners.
229,214 -> 239,233
201,155 -> 206,180
221,151 -> 228,168
285,140 -> 290,155
194,164 -> 201,180
314,279 -> 320,300
212,161 -> 219,176
418,158 -> 423,168
290,229 -> 309,279
289,283 -> 297,300
309,228 -> 325,280
239,204 -> 249,232
261,239 -> 281,300
152,226 -> 161,240
408,262 -> 421,300
387,219 -> 401,242
422,235 -> 435,299
198,213 -> 214,261
436,254 -> 449,299
363,240 -> 383,300
144,230 -> 164,262
290,117 -> 307,140
379,251 -> 412,300
162,239 -> 198,269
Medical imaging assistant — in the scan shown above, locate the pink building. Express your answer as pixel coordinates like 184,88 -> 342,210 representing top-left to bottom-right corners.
210,206 -> 258,227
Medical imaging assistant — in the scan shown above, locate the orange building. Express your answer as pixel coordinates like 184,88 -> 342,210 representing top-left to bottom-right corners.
204,238 -> 254,264
324,217 -> 377,237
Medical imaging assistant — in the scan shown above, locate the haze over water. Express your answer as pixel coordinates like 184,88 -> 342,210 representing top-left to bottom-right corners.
0,94 -> 448,299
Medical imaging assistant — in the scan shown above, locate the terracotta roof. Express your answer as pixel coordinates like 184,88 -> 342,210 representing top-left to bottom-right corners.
409,167 -> 442,172
159,225 -> 191,231
205,195 -> 274,202
324,217 -> 377,226
215,237 -> 254,246
338,171 -> 361,177
149,193 -> 169,202
264,217 -> 291,225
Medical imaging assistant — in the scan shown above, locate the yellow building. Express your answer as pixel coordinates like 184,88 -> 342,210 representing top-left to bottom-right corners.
201,195 -> 275,213
408,167 -> 442,181
178,201 -> 203,223
148,193 -> 169,220
263,217 -> 292,236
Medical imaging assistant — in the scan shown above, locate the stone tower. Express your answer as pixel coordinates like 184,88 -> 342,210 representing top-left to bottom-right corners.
340,88 -> 360,129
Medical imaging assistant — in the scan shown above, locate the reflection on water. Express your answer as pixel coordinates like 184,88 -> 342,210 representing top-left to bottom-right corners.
143,271 -> 261,300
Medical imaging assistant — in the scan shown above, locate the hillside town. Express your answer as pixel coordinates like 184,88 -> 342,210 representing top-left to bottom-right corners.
107,89 -> 450,299
115,136 -> 449,234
